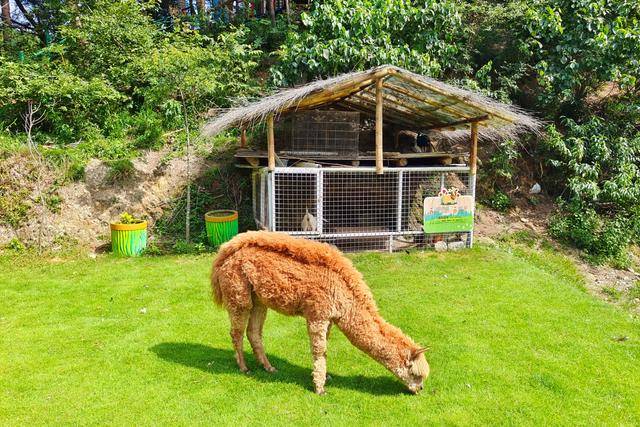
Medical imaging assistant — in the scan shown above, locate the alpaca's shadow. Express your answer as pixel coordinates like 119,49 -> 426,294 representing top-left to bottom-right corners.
151,342 -> 406,396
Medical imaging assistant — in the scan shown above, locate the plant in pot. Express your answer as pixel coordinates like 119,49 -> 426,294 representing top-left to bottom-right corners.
110,212 -> 148,257
204,210 -> 238,247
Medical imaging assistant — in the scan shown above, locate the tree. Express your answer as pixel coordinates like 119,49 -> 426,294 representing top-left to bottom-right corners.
1,0 -> 10,42
272,0 -> 469,85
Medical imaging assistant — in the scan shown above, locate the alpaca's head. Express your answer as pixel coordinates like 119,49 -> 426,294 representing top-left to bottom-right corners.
393,348 -> 430,394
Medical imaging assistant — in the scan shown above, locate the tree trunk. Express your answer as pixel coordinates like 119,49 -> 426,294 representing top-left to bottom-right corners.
178,0 -> 187,14
268,0 -> 275,24
197,0 -> 205,14
1,0 -> 10,43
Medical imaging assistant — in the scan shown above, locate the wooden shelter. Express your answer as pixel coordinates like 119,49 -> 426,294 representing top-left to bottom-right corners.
203,65 -> 541,252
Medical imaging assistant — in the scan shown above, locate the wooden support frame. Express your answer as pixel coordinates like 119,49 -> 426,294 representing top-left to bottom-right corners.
267,114 -> 275,171
240,128 -> 247,148
375,79 -> 384,174
470,121 -> 479,175
425,115 -> 489,131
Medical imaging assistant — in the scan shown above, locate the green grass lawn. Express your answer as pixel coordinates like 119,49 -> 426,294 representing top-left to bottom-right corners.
2,245 -> 640,425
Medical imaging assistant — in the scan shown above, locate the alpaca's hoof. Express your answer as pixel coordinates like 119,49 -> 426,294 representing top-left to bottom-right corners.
326,374 -> 332,382
240,367 -> 251,374
315,389 -> 326,396
264,366 -> 277,373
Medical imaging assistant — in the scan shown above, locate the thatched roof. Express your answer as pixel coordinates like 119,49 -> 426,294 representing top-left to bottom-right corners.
202,65 -> 542,141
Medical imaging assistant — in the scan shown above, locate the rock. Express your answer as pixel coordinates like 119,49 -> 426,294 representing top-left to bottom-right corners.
448,241 -> 465,251
434,241 -> 448,252
529,183 -> 541,194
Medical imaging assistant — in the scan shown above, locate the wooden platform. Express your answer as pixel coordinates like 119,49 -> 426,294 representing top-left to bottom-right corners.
235,149 -> 457,167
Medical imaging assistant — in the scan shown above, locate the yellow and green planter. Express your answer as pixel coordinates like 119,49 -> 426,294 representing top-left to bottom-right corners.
205,210 -> 238,247
110,221 -> 148,257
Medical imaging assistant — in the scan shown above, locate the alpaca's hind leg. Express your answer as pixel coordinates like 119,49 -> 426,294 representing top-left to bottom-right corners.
229,309 -> 251,373
247,301 -> 276,372
307,319 -> 330,395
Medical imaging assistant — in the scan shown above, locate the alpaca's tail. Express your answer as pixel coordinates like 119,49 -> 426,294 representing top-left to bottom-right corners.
211,268 -> 224,307
210,236 -> 244,307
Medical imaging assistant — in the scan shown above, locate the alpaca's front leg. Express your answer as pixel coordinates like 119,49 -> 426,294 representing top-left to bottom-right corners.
307,319 -> 330,395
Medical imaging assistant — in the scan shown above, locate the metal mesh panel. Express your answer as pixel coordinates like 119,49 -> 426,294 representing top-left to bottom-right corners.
276,111 -> 360,157
273,170 -> 319,234
253,169 -> 266,229
323,170 -> 398,235
257,166 -> 474,252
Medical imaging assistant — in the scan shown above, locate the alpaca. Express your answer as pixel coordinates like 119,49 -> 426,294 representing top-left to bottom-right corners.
211,231 -> 429,394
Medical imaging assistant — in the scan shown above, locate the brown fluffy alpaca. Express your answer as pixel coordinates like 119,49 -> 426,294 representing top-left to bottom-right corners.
211,231 -> 429,394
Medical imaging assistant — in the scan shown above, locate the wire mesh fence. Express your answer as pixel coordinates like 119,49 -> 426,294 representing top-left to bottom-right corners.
275,111 -> 360,157
253,166 -> 475,252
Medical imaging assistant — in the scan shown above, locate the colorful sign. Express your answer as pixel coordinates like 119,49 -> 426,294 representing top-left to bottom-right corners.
423,187 -> 474,233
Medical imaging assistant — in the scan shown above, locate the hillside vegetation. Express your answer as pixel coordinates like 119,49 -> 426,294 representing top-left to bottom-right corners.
1,0 -> 639,263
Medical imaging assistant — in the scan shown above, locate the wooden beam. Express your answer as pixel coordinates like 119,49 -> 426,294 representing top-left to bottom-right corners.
375,79 -> 384,175
470,121 -> 479,175
362,87 -> 443,123
384,83 -> 469,118
240,128 -> 247,147
338,99 -> 416,128
425,115 -> 489,131
348,93 -> 426,127
267,114 -> 275,171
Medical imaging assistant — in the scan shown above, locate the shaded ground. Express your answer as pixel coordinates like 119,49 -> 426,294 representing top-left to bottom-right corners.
2,246 -> 639,424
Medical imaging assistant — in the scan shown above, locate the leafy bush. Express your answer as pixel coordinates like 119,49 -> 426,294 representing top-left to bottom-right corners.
116,212 -> 144,225
106,159 -> 136,183
272,0 -> 469,85
483,190 -> 513,212
526,0 -> 640,116
0,0 -> 261,154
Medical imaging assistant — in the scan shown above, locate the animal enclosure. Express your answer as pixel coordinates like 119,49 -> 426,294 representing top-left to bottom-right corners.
206,65 -> 541,252
253,166 -> 474,252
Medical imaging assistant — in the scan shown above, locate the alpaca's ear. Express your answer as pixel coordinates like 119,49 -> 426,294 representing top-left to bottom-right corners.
411,347 -> 429,359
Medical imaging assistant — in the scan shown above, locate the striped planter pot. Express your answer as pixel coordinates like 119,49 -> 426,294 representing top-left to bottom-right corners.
205,210 -> 238,247
110,221 -> 148,257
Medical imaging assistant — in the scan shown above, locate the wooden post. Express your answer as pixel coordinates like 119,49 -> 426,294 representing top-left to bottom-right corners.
267,114 -> 275,171
375,78 -> 384,174
240,128 -> 247,148
470,121 -> 479,175
268,0 -> 275,24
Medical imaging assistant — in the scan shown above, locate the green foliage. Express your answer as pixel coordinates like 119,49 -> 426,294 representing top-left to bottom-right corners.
464,1 -> 539,101
540,111 -> 640,263
483,190 -> 512,212
106,159 -> 136,183
4,238 -> 26,252
117,212 -> 143,225
171,240 -> 208,254
0,186 -> 30,228
0,0 -> 261,155
272,0 -> 469,85
526,0 -> 640,115
549,201 -> 637,265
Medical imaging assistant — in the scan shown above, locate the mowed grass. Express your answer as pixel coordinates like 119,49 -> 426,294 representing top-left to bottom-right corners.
1,245 -> 640,425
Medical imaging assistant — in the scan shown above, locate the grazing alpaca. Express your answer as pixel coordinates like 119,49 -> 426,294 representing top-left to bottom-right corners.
211,231 -> 429,394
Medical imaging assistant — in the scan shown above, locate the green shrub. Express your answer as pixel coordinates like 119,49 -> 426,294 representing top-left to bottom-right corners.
272,0 -> 469,85
106,159 -> 136,183
172,240 -> 207,254
483,190 -> 512,212
117,212 -> 144,225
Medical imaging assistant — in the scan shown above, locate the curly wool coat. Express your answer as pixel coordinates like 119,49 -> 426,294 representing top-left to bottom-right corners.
211,231 -> 429,394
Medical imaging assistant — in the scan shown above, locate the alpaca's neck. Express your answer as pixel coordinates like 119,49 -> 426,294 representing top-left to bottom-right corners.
336,306 -> 414,372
